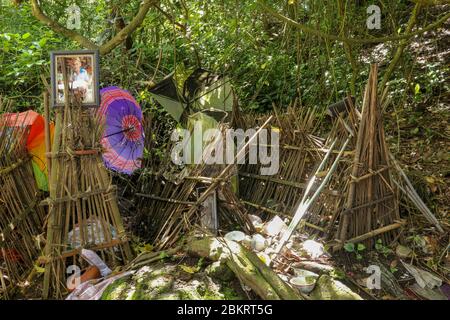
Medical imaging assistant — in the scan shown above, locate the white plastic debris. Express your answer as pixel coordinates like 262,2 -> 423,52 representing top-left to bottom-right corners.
67,218 -> 117,249
301,240 -> 324,259
248,214 -> 263,227
224,231 -> 246,243
401,260 -> 442,289
292,268 -> 319,279
251,234 -> 268,252
81,249 -> 112,277
262,215 -> 287,237
241,235 -> 252,249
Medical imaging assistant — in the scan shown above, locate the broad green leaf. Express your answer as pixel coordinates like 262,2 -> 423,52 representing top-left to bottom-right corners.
344,243 -> 355,252
357,243 -> 366,251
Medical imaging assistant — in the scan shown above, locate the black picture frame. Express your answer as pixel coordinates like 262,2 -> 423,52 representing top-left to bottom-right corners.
50,50 -> 100,108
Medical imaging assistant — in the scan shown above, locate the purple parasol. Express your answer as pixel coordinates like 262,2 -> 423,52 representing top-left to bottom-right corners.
99,86 -> 144,174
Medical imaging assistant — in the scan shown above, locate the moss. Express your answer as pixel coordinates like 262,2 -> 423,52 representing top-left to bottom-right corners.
310,275 -> 363,300
177,289 -> 199,300
220,284 -> 244,300
101,275 -> 133,300
101,262 -> 240,300
131,274 -> 174,300
157,292 -> 181,300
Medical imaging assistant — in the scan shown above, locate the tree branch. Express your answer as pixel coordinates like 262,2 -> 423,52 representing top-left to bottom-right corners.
100,0 -> 157,55
381,3 -> 421,88
30,0 -> 99,50
258,1 -> 450,45
153,3 -> 186,31
30,0 -> 157,55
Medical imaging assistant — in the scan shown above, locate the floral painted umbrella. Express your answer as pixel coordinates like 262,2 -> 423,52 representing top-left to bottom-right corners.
99,86 -> 144,174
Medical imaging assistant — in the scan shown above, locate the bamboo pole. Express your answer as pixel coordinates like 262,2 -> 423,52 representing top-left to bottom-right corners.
337,221 -> 405,247
43,91 -> 51,179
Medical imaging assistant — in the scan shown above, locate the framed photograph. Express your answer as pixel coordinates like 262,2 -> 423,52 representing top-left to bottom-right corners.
50,50 -> 100,107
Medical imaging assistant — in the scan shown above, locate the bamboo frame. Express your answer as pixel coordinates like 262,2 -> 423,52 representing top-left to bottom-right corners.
41,66 -> 132,299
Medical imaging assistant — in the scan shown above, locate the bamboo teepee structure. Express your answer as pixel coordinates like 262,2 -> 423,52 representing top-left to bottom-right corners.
336,64 -> 402,247
41,60 -> 132,299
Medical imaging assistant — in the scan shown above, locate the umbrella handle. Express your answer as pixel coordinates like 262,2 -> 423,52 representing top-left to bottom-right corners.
103,127 -> 134,139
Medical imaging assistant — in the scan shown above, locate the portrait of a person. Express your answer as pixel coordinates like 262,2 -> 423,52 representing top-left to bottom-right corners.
52,51 -> 98,107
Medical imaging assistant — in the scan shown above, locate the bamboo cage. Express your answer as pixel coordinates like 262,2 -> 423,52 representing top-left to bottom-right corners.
0,99 -> 46,299
41,61 -> 132,299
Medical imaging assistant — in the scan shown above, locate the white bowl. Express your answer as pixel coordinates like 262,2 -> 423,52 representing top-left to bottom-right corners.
224,231 -> 246,242
290,276 -> 317,294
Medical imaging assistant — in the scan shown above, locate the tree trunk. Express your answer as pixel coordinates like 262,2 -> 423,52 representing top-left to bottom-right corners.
187,237 -> 303,300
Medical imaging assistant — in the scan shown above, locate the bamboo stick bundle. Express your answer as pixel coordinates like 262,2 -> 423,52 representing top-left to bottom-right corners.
41,62 -> 132,299
0,99 -> 46,299
336,64 -> 401,248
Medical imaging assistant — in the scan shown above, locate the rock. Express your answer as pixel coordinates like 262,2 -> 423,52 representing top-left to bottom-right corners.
156,292 -> 181,300
174,278 -> 225,300
396,245 -> 413,258
262,215 -> 287,237
310,275 -> 363,300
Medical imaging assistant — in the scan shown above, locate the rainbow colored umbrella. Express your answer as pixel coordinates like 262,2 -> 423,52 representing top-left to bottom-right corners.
2,110 -> 53,191
99,86 -> 144,174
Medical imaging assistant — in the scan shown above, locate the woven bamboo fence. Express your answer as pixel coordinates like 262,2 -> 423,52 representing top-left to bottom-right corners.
238,106 -> 348,235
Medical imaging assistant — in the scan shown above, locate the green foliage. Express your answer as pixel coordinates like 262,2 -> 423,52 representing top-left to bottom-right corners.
343,242 -> 355,252
344,242 -> 366,260
0,0 -> 447,117
0,3 -> 64,110
375,239 -> 393,257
